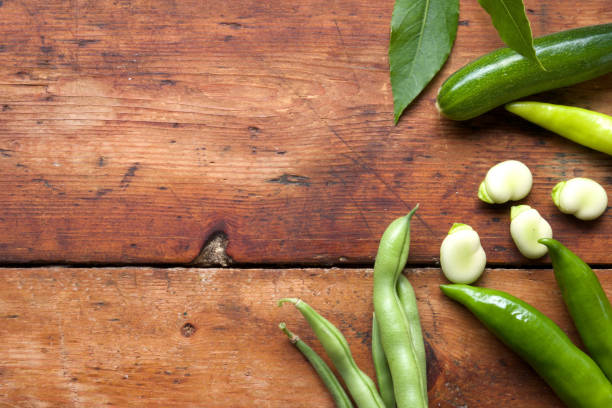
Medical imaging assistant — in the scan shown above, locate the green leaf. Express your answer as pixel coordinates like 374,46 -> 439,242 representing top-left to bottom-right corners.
389,0 -> 459,124
477,0 -> 545,69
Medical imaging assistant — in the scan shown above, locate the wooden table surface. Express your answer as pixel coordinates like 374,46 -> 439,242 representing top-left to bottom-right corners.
0,0 -> 610,406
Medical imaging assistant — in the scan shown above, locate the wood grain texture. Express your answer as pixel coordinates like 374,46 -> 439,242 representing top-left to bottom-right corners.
0,0 -> 609,265
1,266 -> 611,407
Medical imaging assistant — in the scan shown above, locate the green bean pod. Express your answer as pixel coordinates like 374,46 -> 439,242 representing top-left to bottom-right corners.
372,314 -> 395,408
396,274 -> 427,400
441,284 -> 612,408
506,102 -> 612,156
279,322 -> 354,408
279,298 -> 385,408
373,206 -> 427,408
372,275 -> 427,408
539,238 -> 612,381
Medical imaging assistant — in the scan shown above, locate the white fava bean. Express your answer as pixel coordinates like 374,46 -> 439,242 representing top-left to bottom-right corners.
510,205 -> 553,259
552,177 -> 608,221
440,223 -> 487,284
478,160 -> 533,204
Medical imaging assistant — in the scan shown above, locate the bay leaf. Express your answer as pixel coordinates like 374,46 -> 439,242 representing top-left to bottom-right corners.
477,0 -> 544,68
389,0 -> 459,124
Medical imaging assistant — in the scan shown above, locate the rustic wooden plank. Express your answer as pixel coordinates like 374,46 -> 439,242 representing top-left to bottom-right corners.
1,266 -> 611,406
0,0 -> 610,264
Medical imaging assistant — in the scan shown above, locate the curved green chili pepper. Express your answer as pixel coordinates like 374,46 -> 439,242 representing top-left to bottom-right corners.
505,101 -> 612,156
373,206 -> 427,408
441,284 -> 612,408
539,238 -> 612,382
279,322 -> 354,408
279,298 -> 385,408
372,314 -> 395,408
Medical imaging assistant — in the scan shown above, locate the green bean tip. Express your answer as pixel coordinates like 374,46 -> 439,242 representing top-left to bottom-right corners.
277,297 -> 299,307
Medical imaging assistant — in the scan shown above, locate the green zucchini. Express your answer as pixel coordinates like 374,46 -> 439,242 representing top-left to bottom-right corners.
436,24 -> 612,121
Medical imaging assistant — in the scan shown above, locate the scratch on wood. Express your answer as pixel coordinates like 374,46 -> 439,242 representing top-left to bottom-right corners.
348,191 -> 372,235
266,174 -> 310,187
333,19 -> 361,92
304,99 -> 435,236
58,317 -> 80,405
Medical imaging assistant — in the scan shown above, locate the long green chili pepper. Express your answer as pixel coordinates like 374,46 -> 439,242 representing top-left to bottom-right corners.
372,314 -> 395,408
441,284 -> 612,408
373,206 -> 427,408
506,102 -> 612,156
539,238 -> 612,382
279,322 -> 354,408
279,298 -> 385,408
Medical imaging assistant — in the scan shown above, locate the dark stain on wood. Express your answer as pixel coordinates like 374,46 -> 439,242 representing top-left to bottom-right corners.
266,174 -> 311,187
160,79 -> 176,86
92,302 -> 107,309
96,188 -> 113,197
31,178 -> 61,192
0,148 -> 13,157
119,163 -> 140,189
76,39 -> 99,47
40,46 -> 53,54
219,22 -> 243,29
248,126 -> 260,138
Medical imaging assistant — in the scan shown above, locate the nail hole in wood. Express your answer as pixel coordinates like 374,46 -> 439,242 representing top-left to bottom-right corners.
181,323 -> 197,338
